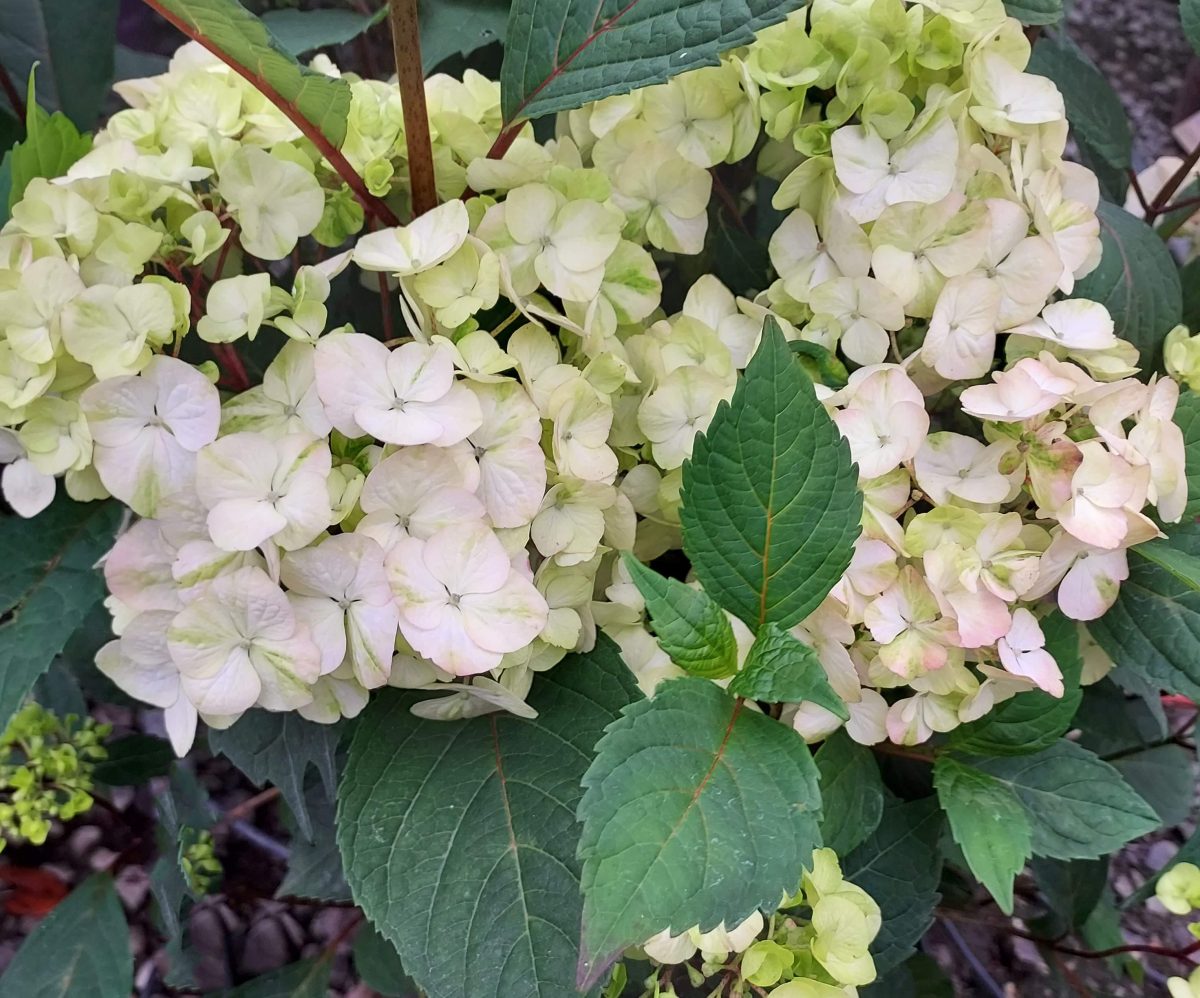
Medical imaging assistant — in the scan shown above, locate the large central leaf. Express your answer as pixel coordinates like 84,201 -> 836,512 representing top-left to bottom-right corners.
577,677 -> 822,987
499,0 -> 806,123
337,638 -> 641,998
681,318 -> 861,630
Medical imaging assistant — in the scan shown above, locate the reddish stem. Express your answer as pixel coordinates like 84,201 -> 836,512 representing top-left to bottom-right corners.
212,344 -> 252,392
1146,141 -> 1200,223
377,271 -> 394,342
485,0 -> 643,160
138,0 -> 400,228
1126,167 -> 1151,216
388,0 -> 438,216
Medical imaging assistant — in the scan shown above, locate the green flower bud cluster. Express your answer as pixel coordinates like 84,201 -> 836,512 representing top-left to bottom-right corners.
180,826 -> 222,895
0,703 -> 110,850
628,849 -> 881,997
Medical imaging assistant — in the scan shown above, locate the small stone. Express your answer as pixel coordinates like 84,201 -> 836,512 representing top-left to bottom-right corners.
114,866 -> 150,911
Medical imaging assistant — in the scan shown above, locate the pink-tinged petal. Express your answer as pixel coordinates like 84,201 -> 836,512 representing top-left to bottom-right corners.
149,355 -> 221,450
1057,496 -> 1128,550
163,695 -> 198,756
478,438 -> 547,527
195,433 -> 278,504
387,341 -> 455,402
104,520 -> 181,612
401,607 -> 500,676
250,629 -> 321,710
386,535 -> 450,629
347,600 -> 400,688
287,594 -> 347,674
417,383 -> 484,447
422,523 -> 510,596
459,574 -> 549,654
280,541 -> 358,599
354,403 -> 444,446
360,445 -> 480,514
207,497 -> 288,552
1057,549 -> 1127,620
81,375 -> 157,447
95,428 -> 196,519
945,588 -> 1011,648
177,645 -> 260,715
409,488 -> 487,539
272,472 -> 333,550
97,611 -> 180,707
313,332 -> 395,437
2,457 -> 55,517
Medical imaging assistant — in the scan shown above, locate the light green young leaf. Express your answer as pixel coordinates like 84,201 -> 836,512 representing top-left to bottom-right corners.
338,638 -> 641,998
814,730 -> 884,856
949,610 -> 1081,756
727,622 -> 848,716
261,7 -> 387,56
1089,520 -> 1200,699
1027,36 -> 1130,200
0,874 -> 131,997
975,740 -> 1159,860
8,71 -> 92,211
421,0 -> 510,71
681,318 -> 861,631
209,710 -> 340,843
622,551 -> 738,678
145,0 -> 353,147
0,0 -> 119,128
500,0 -> 806,123
934,756 -> 1031,914
0,496 -> 122,733
1071,201 -> 1183,368
1132,536 -> 1200,590
577,677 -> 821,988
224,957 -> 332,998
842,798 -> 943,976
1003,0 -> 1062,24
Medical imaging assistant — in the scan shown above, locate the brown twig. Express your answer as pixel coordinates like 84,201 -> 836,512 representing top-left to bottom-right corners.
1146,141 -> 1200,223
138,0 -> 400,228
377,271 -> 395,342
0,62 -> 24,120
215,786 -> 281,829
1126,167 -> 1151,217
1015,933 -> 1200,965
388,0 -> 438,217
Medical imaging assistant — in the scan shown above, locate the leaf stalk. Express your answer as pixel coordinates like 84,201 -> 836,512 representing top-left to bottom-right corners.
389,0 -> 438,217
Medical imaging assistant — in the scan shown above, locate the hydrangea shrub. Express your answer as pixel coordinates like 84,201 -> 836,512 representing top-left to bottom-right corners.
1,0 -> 1200,994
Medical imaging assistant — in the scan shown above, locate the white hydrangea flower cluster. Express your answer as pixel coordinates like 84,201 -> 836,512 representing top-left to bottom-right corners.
0,0 -> 1187,756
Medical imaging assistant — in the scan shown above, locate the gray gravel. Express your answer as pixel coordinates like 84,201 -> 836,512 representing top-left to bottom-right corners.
1067,0 -> 1198,166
